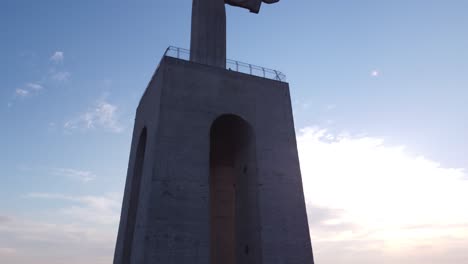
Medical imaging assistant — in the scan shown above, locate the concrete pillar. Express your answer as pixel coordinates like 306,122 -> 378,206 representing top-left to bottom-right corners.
190,0 -> 227,68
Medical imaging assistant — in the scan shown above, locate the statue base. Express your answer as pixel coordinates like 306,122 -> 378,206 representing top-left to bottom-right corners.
113,56 -> 315,264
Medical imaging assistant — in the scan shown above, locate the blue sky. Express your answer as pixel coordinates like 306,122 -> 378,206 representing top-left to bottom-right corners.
1,1 -> 468,263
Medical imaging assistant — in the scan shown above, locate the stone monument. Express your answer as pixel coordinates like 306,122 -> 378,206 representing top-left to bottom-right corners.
113,1 -> 315,263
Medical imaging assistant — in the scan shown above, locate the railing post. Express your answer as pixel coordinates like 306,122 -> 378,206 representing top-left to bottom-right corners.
249,64 -> 252,75
262,67 -> 266,78
236,61 -> 239,72
177,47 -> 180,59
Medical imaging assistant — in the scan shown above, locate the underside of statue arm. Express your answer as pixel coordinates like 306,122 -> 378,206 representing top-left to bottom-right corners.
225,0 -> 279,14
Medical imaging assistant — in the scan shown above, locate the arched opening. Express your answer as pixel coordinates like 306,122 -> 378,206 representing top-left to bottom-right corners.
123,127 -> 147,264
210,115 -> 262,264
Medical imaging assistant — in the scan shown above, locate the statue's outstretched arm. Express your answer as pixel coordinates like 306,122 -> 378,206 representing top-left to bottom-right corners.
225,0 -> 280,13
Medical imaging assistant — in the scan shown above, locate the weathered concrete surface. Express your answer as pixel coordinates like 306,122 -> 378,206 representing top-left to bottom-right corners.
113,56 -> 314,264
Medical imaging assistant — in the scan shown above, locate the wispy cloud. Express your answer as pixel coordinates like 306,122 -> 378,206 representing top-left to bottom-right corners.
61,195 -> 121,225
26,192 -> 121,225
0,213 -> 116,264
26,82 -> 43,91
50,51 -> 64,63
15,89 -> 29,97
13,82 -> 43,98
297,127 -> 468,261
9,82 -> 44,100
1,191 -> 121,263
50,70 -> 71,82
52,168 -> 96,183
48,51 -> 71,81
64,100 -> 124,133
11,51 -> 69,105
26,193 -> 73,200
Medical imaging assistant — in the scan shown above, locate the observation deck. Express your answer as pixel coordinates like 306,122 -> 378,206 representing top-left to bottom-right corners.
163,46 -> 286,82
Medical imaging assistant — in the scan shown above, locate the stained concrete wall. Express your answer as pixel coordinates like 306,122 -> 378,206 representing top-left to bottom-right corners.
113,56 -> 314,264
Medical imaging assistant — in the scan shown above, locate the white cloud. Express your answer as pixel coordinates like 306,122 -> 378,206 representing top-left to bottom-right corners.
0,214 -> 116,264
53,168 -> 96,183
297,127 -> 468,262
15,89 -> 29,97
26,193 -> 73,200
61,195 -> 121,225
50,71 -> 70,81
50,51 -> 64,63
26,83 -> 43,90
48,52 -> 70,81
26,192 -> 121,225
1,191 -> 121,264
14,82 -> 43,98
65,101 -> 124,133
371,69 -> 380,77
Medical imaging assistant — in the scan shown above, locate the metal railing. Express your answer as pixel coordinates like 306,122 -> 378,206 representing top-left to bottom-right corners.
164,46 -> 286,82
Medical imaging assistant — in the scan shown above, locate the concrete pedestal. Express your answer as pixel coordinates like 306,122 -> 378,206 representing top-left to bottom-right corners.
113,56 -> 314,264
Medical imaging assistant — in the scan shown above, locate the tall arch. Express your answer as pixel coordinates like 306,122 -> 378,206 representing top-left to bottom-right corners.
122,127 -> 147,264
209,114 -> 262,264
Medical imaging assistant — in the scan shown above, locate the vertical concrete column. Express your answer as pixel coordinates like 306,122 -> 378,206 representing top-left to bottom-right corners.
190,0 -> 226,68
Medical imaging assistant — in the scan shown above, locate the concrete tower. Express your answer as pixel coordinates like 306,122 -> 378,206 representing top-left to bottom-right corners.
113,1 -> 314,263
